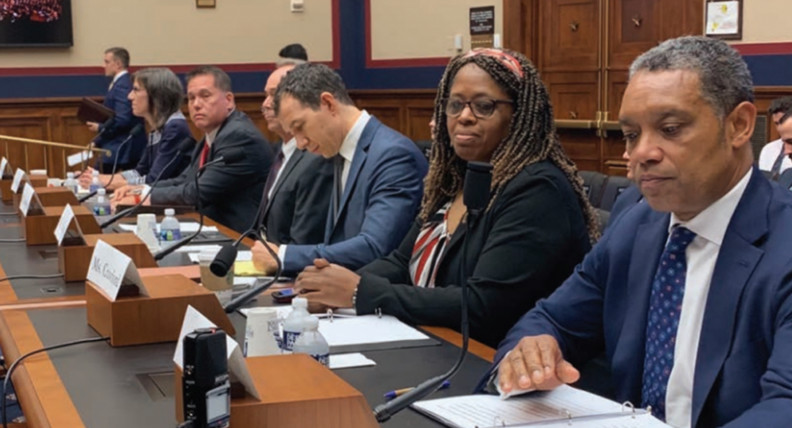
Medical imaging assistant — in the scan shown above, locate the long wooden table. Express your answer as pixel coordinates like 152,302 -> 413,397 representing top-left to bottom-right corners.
0,201 -> 497,427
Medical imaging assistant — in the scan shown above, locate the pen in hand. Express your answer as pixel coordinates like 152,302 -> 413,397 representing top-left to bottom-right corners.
384,380 -> 451,400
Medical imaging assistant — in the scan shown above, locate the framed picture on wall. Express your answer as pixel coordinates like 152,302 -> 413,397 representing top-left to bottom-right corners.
196,0 -> 216,8
0,0 -> 73,47
705,0 -> 742,40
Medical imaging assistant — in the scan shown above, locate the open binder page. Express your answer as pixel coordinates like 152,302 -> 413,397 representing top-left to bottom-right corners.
412,385 -> 671,428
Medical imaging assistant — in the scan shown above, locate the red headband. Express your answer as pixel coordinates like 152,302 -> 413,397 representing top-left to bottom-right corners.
463,48 -> 524,78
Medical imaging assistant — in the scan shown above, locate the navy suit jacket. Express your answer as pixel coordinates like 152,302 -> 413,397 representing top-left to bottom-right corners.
94,73 -> 147,166
492,168 -> 792,427
282,116 -> 428,274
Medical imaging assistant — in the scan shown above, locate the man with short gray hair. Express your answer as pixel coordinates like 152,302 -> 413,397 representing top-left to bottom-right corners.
488,36 -> 792,427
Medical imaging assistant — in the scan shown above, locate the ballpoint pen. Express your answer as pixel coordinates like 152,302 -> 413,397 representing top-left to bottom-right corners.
384,380 -> 451,400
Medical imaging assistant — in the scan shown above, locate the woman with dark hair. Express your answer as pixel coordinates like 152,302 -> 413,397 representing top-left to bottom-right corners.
294,49 -> 597,347
80,67 -> 193,191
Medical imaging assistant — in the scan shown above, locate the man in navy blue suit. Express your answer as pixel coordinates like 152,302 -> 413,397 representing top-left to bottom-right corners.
252,63 -> 428,275
489,36 -> 792,428
87,47 -> 146,173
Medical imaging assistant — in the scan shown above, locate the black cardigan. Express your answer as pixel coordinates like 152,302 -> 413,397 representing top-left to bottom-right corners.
355,160 -> 592,348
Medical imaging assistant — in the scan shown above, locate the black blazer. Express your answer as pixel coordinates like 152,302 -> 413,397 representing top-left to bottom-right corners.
151,110 -> 272,233
261,148 -> 334,245
356,160 -> 592,348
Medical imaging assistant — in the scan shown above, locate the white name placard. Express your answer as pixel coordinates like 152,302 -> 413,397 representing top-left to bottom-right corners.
67,150 -> 92,167
10,168 -> 25,194
19,183 -> 35,217
0,157 -> 8,176
86,240 -> 147,301
54,204 -> 76,245
173,306 -> 260,400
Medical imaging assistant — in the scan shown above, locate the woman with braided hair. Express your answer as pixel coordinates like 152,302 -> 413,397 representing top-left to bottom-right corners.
294,48 -> 596,347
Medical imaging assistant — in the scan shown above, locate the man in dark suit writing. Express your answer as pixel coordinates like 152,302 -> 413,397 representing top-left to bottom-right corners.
489,36 -> 792,428
256,63 -> 332,245
252,63 -> 428,275
87,47 -> 146,173
113,66 -> 272,233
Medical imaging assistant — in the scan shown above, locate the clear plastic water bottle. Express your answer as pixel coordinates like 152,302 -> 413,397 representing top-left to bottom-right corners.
89,170 -> 101,192
159,208 -> 182,242
292,315 -> 329,366
93,189 -> 111,215
282,297 -> 310,352
63,172 -> 78,194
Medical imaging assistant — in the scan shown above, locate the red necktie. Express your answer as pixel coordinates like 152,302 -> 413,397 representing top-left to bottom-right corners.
199,143 -> 210,168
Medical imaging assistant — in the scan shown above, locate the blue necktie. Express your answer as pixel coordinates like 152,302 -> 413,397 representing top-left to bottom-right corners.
642,226 -> 696,421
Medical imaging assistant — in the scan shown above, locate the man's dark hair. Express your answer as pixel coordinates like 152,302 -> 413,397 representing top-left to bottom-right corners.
105,47 -> 130,69
279,43 -> 308,61
185,65 -> 233,93
768,96 -> 792,124
273,63 -> 353,114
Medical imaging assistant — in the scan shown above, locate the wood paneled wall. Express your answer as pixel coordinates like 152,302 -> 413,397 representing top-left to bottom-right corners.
0,87 -> 788,178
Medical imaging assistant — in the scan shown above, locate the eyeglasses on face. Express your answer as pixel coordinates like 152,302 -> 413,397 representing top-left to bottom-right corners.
443,97 -> 514,119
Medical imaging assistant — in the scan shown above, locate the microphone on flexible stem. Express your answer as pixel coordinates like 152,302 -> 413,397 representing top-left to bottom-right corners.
221,227 -> 283,313
78,123 -> 145,203
373,161 -> 492,423
75,120 -> 113,179
99,137 -> 195,229
152,148 -> 245,261
211,184 -> 276,313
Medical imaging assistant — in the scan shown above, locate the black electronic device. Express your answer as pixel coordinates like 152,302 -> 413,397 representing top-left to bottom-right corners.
271,288 -> 297,304
182,328 -> 231,428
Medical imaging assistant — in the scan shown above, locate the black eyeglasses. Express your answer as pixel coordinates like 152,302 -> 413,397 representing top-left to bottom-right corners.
443,97 -> 514,119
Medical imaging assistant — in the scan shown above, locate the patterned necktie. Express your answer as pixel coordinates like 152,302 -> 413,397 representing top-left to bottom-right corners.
641,226 -> 696,421
258,150 -> 285,228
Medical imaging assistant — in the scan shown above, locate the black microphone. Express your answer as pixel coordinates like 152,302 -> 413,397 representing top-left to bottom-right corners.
99,137 -> 195,229
152,147 -> 245,261
210,169 -> 272,277
222,228 -> 282,313
373,161 -> 492,423
79,123 -> 145,203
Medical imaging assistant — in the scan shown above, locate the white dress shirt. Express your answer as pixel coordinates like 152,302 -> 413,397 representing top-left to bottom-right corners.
337,110 -> 371,191
109,70 -> 127,90
758,139 -> 792,174
267,138 -> 297,200
664,167 -> 752,428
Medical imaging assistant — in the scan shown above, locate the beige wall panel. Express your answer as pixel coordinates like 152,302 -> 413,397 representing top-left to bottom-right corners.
739,0 -> 792,43
1,0 -> 333,68
370,0 -> 502,60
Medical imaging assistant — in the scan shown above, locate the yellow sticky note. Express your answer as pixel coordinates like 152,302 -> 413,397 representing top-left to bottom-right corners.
234,260 -> 268,277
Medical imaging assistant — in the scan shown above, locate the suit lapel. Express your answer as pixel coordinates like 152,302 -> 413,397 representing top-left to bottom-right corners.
690,170 -> 768,426
612,212 -> 669,402
264,149 -> 303,216
330,118 -> 378,231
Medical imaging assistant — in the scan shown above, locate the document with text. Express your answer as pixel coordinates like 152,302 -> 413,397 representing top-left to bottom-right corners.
412,385 -> 672,428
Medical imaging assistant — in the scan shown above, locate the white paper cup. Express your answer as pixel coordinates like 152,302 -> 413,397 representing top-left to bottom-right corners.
244,307 -> 282,357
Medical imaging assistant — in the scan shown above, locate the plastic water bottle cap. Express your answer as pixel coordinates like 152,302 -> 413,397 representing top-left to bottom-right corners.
66,172 -> 74,178
292,297 -> 308,308
97,188 -> 106,196
164,208 -> 175,216
92,170 -> 99,176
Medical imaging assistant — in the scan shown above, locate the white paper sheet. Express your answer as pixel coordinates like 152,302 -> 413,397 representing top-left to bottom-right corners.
317,314 -> 429,347
117,223 -> 219,233
328,352 -> 376,370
